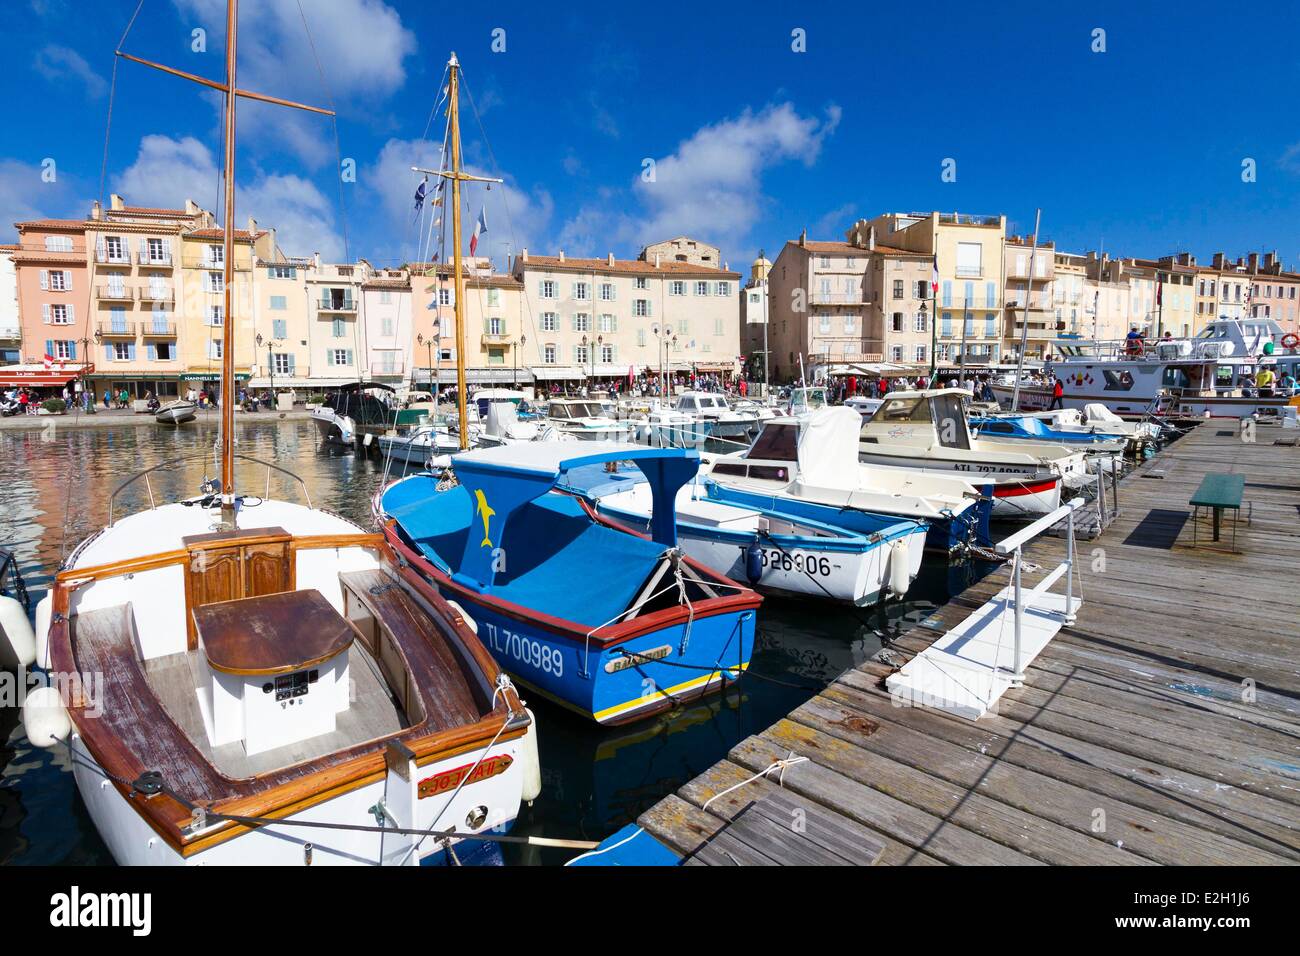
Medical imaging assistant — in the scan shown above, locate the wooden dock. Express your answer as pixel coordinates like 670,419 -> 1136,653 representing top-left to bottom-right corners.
637,422 -> 1300,865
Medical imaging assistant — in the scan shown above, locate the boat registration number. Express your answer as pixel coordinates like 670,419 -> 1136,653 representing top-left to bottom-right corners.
483,621 -> 564,677
762,549 -> 832,577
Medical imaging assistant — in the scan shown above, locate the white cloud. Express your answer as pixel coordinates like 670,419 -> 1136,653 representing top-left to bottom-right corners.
172,0 -> 417,167
0,158 -> 88,237
32,45 -> 107,99
554,102 -> 840,261
812,202 -> 857,239
111,134 -> 343,260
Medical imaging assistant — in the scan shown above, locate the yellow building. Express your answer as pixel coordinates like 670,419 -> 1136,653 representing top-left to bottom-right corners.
177,220 -> 274,398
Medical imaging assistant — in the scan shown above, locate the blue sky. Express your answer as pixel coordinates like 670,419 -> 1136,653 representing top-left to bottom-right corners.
4,0 -> 1299,273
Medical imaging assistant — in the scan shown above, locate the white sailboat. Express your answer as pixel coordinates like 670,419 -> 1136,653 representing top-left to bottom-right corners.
21,14 -> 537,866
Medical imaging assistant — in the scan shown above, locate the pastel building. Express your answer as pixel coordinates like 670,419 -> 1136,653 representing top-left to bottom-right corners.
411,260 -> 530,389
250,254 -> 314,392
304,259 -> 366,386
1002,236 -> 1055,359
10,217 -> 93,392
0,244 -> 19,364
359,267 -> 413,389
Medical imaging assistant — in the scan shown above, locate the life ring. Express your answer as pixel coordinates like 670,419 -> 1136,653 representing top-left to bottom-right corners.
1281,332 -> 1299,349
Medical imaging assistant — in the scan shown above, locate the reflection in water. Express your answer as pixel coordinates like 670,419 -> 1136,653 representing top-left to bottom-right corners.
0,418 -> 985,865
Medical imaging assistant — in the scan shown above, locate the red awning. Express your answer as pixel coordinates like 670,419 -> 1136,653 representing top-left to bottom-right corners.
0,363 -> 95,387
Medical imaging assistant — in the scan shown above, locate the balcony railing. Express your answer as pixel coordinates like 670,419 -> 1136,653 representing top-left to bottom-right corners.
319,297 -> 356,312
481,332 -> 512,346
811,292 -> 866,305
139,287 -> 175,304
137,252 -> 174,267
95,285 -> 134,301
182,255 -> 247,270
370,361 -> 405,376
96,321 -> 137,337
141,321 -> 177,337
95,250 -> 132,265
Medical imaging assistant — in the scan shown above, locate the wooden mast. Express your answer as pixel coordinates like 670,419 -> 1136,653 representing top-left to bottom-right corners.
448,55 -> 468,451
218,0 -> 239,527
115,0 -> 333,527
412,54 -> 501,451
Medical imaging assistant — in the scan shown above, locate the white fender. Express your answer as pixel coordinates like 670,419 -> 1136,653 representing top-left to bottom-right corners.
0,594 -> 36,670
445,599 -> 477,634
519,708 -> 542,805
888,539 -> 911,596
22,685 -> 70,748
34,594 -> 52,669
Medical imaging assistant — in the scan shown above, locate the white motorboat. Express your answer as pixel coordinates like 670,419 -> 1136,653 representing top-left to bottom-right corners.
858,389 -> 1089,518
843,396 -> 883,420
311,381 -> 398,446
22,33 -> 536,867
705,407 -> 993,553
560,466 -> 927,605
475,398 -> 568,448
155,399 -> 197,425
673,391 -> 756,439
544,397 -> 633,441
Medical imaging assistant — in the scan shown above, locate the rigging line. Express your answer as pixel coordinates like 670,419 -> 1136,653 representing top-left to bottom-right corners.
100,0 -> 147,204
294,0 -> 349,263
460,71 -> 544,365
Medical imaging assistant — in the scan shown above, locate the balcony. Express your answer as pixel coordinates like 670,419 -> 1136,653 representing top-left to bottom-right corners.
139,287 -> 175,304
318,296 -> 356,313
182,255 -> 247,270
137,252 -> 174,268
370,361 -> 405,376
808,351 -> 884,364
481,332 -> 512,346
811,292 -> 866,305
141,321 -> 177,337
95,250 -> 132,265
97,321 -> 137,338
95,284 -> 135,302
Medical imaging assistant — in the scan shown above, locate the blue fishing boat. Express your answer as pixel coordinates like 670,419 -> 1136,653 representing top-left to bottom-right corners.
560,463 -> 927,605
969,413 -> 1128,453
378,442 -> 761,726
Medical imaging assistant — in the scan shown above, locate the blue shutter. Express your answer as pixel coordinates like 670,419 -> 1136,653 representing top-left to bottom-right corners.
942,281 -> 952,307
964,281 -> 974,306
147,343 -> 156,361
105,344 -> 113,361
127,342 -> 136,361
45,338 -> 54,357
941,313 -> 951,337
287,354 -> 296,373
326,349 -> 334,367
346,349 -> 354,365
985,314 -> 995,337
986,282 -> 995,308
68,341 -> 77,360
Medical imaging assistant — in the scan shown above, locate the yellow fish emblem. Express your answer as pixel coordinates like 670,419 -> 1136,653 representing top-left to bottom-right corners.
473,489 -> 496,548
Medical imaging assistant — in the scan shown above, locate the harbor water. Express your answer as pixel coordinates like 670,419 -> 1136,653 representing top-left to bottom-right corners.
0,415 -> 990,866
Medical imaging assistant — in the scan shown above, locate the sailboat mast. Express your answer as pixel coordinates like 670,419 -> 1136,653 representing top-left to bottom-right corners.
219,0 -> 239,527
448,54 -> 469,451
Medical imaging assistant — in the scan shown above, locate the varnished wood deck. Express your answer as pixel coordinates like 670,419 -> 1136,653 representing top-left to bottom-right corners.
639,422 -> 1300,865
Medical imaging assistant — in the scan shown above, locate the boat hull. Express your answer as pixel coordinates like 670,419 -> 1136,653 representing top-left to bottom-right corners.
312,410 -> 353,445
155,401 -> 197,425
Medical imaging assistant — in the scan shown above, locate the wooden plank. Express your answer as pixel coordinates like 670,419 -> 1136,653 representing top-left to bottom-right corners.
636,793 -> 724,857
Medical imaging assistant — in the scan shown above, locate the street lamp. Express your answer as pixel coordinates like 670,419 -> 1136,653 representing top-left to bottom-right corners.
511,333 -> 526,389
255,332 -> 281,409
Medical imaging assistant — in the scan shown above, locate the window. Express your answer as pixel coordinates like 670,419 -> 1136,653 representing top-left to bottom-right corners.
572,313 -> 591,332
52,340 -> 73,360
207,271 -> 224,293
543,344 -> 556,364
269,264 -> 295,279
635,277 -> 648,290
637,329 -> 647,347
914,312 -> 928,333
49,270 -> 69,291
818,315 -> 831,333
890,345 -> 903,361
380,290 -> 393,305
599,282 -> 616,301
153,341 -> 173,361
844,314 -> 856,333
44,235 -> 73,252
382,316 -> 395,337
984,314 -> 996,337
598,313 -> 616,333
955,242 -> 982,277
272,318 -> 287,339
110,341 -> 131,361
49,304 -> 70,324
893,279 -> 904,299
670,281 -> 686,296
716,281 -> 730,296
714,318 -> 724,335
891,312 -> 904,332
272,353 -> 292,375
105,236 -> 125,261
487,317 -> 504,335
331,348 -> 351,366
695,281 -> 709,296
208,305 -> 224,326
574,344 -> 589,364
634,298 -> 650,317
541,312 -> 558,332
819,256 -> 830,268
914,280 -> 927,299
985,282 -> 996,308
941,312 -> 952,337
439,288 -> 453,306
208,339 -> 223,360
269,295 -> 287,310
914,344 -> 927,363
600,344 -> 615,362
573,281 -> 589,300
206,244 -> 223,266
487,288 -> 500,307
540,280 -> 557,299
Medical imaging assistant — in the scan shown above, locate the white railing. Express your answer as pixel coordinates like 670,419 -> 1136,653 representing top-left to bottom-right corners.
993,496 -> 1084,685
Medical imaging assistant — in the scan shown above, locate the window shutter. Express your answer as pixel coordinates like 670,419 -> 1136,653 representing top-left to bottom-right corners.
68,304 -> 75,323
42,304 -> 51,324
68,341 -> 77,360
96,236 -> 106,260
147,343 -> 156,361
346,349 -> 354,365
287,354 -> 296,373
105,344 -> 113,362
611,316 -> 618,331
40,270 -> 48,291
45,338 -> 53,357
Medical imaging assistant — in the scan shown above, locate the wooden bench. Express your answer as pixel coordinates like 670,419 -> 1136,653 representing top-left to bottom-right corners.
1189,473 -> 1245,549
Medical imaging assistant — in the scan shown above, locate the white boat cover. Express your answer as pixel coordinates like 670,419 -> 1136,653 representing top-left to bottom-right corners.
796,407 -> 862,490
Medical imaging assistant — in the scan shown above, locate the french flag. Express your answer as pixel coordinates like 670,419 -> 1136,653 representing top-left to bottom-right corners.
469,206 -> 488,256
930,255 -> 939,296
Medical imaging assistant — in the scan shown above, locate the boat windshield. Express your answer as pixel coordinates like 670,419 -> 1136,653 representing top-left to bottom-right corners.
790,388 -> 828,412
1196,325 -> 1231,340
746,422 -> 798,461
550,402 -> 603,418
875,397 -> 930,422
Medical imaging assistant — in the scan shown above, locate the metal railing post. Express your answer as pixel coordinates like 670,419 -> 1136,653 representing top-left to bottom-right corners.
1010,547 -> 1025,686
1065,505 -> 1077,623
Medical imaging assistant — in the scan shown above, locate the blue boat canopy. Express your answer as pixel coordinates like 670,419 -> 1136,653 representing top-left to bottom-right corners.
448,441 -> 700,592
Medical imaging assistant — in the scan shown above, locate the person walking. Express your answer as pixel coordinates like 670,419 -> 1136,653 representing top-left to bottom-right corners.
1049,376 -> 1065,410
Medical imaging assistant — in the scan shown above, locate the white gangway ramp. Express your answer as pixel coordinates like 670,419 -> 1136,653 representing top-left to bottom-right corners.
886,497 -> 1085,720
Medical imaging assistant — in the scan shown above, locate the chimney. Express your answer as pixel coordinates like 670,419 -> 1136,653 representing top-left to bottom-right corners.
247,216 -> 258,237
521,247 -> 528,262
1248,252 -> 1259,272
607,252 -> 615,267
110,194 -> 124,211
186,198 -> 199,215
1264,251 -> 1278,270
654,252 -> 661,268
868,225 -> 876,252
558,249 -> 565,262
91,200 -> 102,221
798,228 -> 806,247
314,252 -> 321,270
1212,252 -> 1226,270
